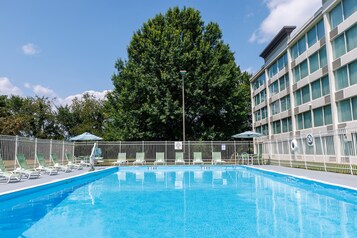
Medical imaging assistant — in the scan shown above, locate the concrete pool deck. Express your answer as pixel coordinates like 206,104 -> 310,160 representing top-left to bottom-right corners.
251,165 -> 357,190
0,167 -> 107,195
1,165 -> 356,195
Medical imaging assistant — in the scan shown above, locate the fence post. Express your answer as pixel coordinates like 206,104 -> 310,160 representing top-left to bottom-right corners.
34,138 -> 38,167
234,141 -> 236,165
49,139 -> 53,159
188,141 -> 191,165
14,135 -> 18,169
62,140 -> 65,162
165,141 -> 167,164
72,141 -> 75,156
300,134 -> 307,169
142,141 -> 144,152
320,133 -> 327,172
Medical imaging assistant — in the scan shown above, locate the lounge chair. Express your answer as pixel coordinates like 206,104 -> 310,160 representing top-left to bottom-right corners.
175,152 -> 185,165
193,152 -> 204,164
50,154 -> 72,172
36,153 -> 58,175
0,154 -> 21,183
211,152 -> 226,165
16,153 -> 40,179
133,152 -> 146,165
113,153 -> 128,165
65,153 -> 83,170
154,152 -> 166,165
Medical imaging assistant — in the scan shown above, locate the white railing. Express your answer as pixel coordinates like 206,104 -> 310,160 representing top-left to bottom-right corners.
255,128 -> 357,174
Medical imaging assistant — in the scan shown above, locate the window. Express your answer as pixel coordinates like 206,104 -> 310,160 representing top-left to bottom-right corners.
307,19 -> 325,48
302,85 -> 310,104
317,19 -> 325,40
311,79 -> 321,99
343,0 -> 357,20
335,60 -> 357,90
313,105 -> 332,127
281,117 -> 292,133
280,95 -> 291,112
346,24 -> 357,52
321,76 -> 330,96
261,107 -> 268,119
307,27 -> 317,47
330,3 -> 343,29
313,107 -> 323,127
333,34 -> 346,59
271,100 -> 280,115
268,53 -> 288,78
253,73 -> 266,90
291,43 -> 299,60
338,98 -> 353,122
337,95 -> 357,122
311,75 -> 330,100
298,37 -> 306,56
320,47 -> 327,67
330,0 -> 357,29
293,60 -> 308,82
269,80 -> 279,95
349,60 -> 357,85
255,111 -> 261,121
309,52 -> 319,73
296,111 -> 312,129
335,65 -> 349,90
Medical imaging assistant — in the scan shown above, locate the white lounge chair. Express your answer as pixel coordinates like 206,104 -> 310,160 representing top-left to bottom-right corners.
154,152 -> 166,165
65,153 -> 83,170
133,152 -> 146,165
36,153 -> 58,175
193,152 -> 204,164
211,152 -> 226,165
50,154 -> 72,172
16,153 -> 40,179
113,153 -> 128,165
175,152 -> 185,165
0,154 -> 21,183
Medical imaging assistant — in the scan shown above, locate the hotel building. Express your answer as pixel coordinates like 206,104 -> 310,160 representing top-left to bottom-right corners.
250,0 -> 357,170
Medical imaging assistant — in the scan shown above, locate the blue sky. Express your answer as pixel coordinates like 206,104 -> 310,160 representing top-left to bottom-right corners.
0,0 -> 321,105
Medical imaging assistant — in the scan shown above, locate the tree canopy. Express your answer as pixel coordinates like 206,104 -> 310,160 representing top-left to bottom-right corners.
106,7 -> 251,141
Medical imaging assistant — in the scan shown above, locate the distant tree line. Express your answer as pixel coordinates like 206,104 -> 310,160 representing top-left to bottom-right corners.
0,94 -> 105,140
0,7 -> 251,141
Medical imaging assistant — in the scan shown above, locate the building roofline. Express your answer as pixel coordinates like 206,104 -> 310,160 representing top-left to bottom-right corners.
259,26 -> 296,59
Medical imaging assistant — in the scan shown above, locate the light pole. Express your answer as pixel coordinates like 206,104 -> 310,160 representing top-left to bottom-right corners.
180,70 -> 187,142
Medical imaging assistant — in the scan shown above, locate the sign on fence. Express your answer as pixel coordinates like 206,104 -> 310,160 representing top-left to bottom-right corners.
306,134 -> 314,146
174,141 -> 183,150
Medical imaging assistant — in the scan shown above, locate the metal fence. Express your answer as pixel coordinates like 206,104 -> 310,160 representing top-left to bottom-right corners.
255,128 -> 357,175
0,135 -> 74,169
74,140 -> 251,165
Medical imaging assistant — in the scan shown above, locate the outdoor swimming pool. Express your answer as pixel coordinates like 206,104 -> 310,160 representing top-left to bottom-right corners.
0,166 -> 356,237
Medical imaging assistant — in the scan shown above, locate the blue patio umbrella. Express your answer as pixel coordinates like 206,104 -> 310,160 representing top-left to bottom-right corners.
70,132 -> 103,141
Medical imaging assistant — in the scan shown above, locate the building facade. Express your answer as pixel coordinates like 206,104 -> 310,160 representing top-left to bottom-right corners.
250,0 -> 357,169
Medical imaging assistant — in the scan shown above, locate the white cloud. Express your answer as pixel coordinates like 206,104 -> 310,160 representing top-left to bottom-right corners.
22,43 -> 40,55
250,0 -> 321,44
0,77 -> 22,96
243,67 -> 255,74
56,90 -> 111,106
25,83 -> 57,97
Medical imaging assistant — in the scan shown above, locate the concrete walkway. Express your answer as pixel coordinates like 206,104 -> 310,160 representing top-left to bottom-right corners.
251,165 -> 357,190
0,167 -> 97,195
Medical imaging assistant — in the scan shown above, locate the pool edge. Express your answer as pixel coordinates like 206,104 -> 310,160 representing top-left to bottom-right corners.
0,167 -> 118,202
244,166 -> 357,193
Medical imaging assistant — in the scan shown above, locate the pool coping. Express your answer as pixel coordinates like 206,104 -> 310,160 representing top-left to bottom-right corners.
246,165 -> 357,193
0,167 -> 118,202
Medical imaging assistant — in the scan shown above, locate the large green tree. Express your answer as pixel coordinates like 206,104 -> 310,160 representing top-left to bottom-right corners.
106,7 -> 251,141
0,96 -> 60,138
57,93 -> 105,139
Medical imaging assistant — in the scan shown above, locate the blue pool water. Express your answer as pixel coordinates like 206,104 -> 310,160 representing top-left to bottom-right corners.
0,166 -> 357,238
